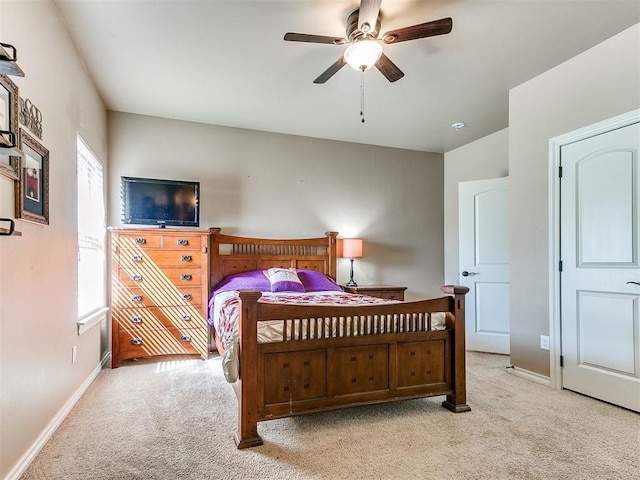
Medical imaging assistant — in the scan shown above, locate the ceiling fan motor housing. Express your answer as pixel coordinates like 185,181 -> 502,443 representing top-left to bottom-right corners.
346,9 -> 382,42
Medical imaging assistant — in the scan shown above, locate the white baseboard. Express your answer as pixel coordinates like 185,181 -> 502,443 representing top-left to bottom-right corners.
507,365 -> 552,386
4,351 -> 111,480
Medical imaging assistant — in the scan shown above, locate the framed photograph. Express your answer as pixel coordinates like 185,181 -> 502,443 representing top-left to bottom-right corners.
15,129 -> 49,225
0,74 -> 20,180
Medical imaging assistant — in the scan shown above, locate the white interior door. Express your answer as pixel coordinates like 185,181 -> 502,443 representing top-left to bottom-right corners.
560,121 -> 640,412
459,177 -> 510,354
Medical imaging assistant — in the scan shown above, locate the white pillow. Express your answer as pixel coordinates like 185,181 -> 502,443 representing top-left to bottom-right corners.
263,267 -> 306,292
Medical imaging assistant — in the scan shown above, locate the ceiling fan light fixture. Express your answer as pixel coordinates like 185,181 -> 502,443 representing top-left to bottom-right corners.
344,39 -> 382,71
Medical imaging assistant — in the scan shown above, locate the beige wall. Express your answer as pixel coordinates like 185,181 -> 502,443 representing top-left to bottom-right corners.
108,112 -> 445,300
443,128 -> 509,284
509,23 -> 640,376
0,1 -> 108,478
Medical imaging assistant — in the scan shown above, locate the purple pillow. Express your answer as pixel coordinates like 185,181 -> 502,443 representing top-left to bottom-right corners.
296,270 -> 342,292
212,269 -> 271,296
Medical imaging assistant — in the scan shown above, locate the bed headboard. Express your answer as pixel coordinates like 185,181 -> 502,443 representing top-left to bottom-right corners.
208,228 -> 338,288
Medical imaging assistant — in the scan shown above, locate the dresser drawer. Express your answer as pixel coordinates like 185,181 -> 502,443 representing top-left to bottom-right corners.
114,306 -> 207,330
115,267 -> 203,287
115,233 -> 162,249
116,270 -> 204,299
161,234 -> 202,250
113,287 -> 204,310
368,289 -> 405,301
114,233 -> 202,251
342,285 -> 407,301
117,249 -> 202,268
113,280 -> 203,307
116,263 -> 201,286
116,326 -> 208,361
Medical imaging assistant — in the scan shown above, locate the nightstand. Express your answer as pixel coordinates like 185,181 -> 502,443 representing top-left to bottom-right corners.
342,285 -> 407,301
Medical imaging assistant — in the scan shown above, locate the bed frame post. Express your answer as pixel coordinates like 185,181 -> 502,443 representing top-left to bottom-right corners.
209,228 -> 222,288
234,290 -> 264,449
440,285 -> 471,413
325,231 -> 338,280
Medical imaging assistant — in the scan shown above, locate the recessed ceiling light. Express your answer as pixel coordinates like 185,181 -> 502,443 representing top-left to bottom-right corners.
451,122 -> 466,130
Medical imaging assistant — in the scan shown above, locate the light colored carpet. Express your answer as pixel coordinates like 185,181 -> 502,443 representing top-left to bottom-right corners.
21,352 -> 639,480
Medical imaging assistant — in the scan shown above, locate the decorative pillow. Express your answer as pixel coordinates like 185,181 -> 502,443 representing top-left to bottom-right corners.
263,267 -> 306,293
297,269 -> 343,292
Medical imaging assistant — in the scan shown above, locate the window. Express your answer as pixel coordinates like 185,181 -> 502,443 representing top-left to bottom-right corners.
77,136 -> 107,332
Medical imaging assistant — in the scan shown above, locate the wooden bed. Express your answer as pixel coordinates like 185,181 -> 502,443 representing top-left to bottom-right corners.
208,228 -> 470,448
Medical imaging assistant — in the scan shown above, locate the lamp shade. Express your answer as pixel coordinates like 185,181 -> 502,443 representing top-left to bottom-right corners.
342,238 -> 363,258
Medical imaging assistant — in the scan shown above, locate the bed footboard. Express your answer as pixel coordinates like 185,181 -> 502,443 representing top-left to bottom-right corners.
233,285 -> 470,448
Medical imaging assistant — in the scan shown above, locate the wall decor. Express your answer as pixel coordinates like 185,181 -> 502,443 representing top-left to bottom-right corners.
15,129 -> 48,225
0,74 -> 20,180
0,42 -> 25,77
19,97 -> 42,139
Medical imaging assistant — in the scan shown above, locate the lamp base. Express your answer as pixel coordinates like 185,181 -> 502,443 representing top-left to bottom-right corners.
345,258 -> 357,287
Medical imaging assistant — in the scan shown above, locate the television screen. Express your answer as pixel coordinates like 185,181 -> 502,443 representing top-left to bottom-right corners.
121,176 -> 199,228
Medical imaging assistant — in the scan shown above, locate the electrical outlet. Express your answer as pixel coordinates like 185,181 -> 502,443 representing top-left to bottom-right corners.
72,345 -> 77,364
540,335 -> 550,351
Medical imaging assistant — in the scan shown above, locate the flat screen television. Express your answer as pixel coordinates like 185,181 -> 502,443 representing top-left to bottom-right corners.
121,176 -> 200,228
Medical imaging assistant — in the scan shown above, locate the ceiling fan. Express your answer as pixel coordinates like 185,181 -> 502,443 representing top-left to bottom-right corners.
284,0 -> 453,84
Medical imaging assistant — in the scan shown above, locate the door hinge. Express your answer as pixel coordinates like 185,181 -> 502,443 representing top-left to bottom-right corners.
560,355 -> 564,367
558,166 -> 563,178
559,260 -> 563,272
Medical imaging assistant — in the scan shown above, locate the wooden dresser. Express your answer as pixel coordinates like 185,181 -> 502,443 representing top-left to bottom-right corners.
110,228 -> 210,368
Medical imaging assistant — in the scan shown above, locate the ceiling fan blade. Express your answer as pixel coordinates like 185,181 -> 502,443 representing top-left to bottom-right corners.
284,33 -> 347,45
313,57 -> 347,84
382,17 -> 453,44
375,53 -> 404,83
358,0 -> 382,34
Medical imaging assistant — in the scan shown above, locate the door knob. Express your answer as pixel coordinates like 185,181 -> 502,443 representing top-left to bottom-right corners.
461,271 -> 478,277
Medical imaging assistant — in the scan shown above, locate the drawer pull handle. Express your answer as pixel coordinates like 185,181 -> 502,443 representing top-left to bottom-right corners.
131,254 -> 143,261
180,274 -> 192,281
181,255 -> 192,262
131,295 -> 143,302
181,314 -> 191,321
134,238 -> 146,245
131,338 -> 143,345
182,293 -> 192,300
130,316 -> 143,324
387,295 -> 396,299
177,239 -> 189,246
180,335 -> 191,342
130,274 -> 142,281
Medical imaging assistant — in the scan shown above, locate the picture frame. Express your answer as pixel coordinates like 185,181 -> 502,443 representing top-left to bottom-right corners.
0,74 -> 20,180
15,129 -> 49,225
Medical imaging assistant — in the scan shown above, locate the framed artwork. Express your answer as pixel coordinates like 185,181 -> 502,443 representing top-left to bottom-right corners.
0,74 -> 20,180
15,129 -> 49,225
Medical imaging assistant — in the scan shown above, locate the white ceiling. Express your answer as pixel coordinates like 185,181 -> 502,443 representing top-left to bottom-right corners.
54,0 -> 640,153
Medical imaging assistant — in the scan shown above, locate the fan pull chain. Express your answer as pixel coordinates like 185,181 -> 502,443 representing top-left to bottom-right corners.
360,68 -> 366,123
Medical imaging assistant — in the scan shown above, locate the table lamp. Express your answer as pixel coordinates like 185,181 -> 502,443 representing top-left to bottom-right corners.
342,238 -> 363,287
